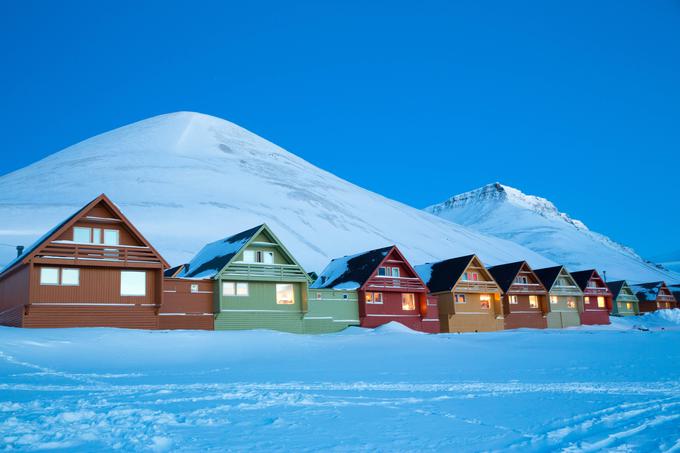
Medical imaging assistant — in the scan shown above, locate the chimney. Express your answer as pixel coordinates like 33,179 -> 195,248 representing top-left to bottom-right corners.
16,245 -> 24,257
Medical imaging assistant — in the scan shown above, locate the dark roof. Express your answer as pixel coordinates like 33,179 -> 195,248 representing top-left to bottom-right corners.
178,224 -> 263,279
311,246 -> 394,290
606,280 -> 626,299
487,261 -> 525,293
670,285 -> 680,301
630,281 -> 665,302
570,270 -> 596,291
415,255 -> 474,294
533,266 -> 564,290
0,199 -> 92,276
164,264 -> 185,278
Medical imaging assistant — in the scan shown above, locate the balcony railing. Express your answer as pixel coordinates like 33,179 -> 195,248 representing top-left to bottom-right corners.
509,283 -> 546,294
366,277 -> 424,290
454,280 -> 500,293
221,263 -> 309,282
36,243 -> 162,266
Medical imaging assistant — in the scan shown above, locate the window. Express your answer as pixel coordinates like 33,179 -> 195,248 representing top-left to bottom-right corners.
550,295 -> 558,304
191,284 -> 199,293
316,292 -> 322,300
392,267 -> 400,278
626,303 -> 632,310
342,294 -> 348,300
61,268 -> 80,286
40,267 -> 59,285
120,271 -> 146,296
529,295 -> 539,309
92,228 -> 101,244
567,297 -> 577,309
587,280 -> 597,288
454,294 -> 466,304
103,229 -> 119,246
378,267 -> 388,276
480,295 -> 491,309
276,284 -> 294,304
40,267 -> 79,286
515,276 -> 528,284
597,296 -> 606,308
509,295 -> 519,305
223,282 -> 249,296
463,272 -> 478,281
73,227 -> 91,243
557,277 -> 570,287
585,296 -> 591,305
402,293 -> 416,310
366,292 -> 383,304
243,250 -> 255,263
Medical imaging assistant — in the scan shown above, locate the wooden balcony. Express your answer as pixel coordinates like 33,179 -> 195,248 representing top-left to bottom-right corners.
34,243 -> 163,268
221,263 -> 310,282
508,283 -> 547,294
585,286 -> 610,294
454,280 -> 500,293
366,277 -> 424,291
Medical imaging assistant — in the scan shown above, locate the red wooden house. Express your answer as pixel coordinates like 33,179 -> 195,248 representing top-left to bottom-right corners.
488,261 -> 548,330
162,265 -> 215,330
570,269 -> 612,325
0,194 -> 214,330
631,282 -> 677,312
311,246 -> 439,333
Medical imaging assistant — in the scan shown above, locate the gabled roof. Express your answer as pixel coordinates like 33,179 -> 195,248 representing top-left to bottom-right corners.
630,281 -> 669,302
533,266 -> 564,291
670,284 -> 680,302
570,270 -> 596,291
176,223 -> 308,280
415,255 -> 475,294
487,261 -> 525,293
164,264 -> 185,278
0,193 -> 168,277
606,280 -> 627,299
311,246 -> 394,290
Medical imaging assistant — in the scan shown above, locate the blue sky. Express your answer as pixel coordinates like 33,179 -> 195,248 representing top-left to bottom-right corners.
1,0 -> 678,258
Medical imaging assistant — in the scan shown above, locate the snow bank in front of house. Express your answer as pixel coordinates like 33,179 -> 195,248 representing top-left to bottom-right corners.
605,309 -> 680,331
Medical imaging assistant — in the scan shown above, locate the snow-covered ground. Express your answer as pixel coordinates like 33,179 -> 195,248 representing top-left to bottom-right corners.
2,312 -> 680,452
426,183 -> 680,284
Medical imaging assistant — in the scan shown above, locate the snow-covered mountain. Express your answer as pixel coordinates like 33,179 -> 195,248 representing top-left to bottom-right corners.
425,183 -> 679,284
0,112 -> 553,273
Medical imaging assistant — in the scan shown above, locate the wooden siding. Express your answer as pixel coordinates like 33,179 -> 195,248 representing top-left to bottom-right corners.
501,294 -> 547,330
305,288 -> 360,332
23,305 -> 158,329
0,265 -> 30,326
160,278 -> 215,330
436,291 -> 503,333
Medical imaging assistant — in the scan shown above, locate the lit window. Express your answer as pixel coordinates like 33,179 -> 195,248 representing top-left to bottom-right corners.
276,284 -> 294,304
222,282 -> 235,296
597,296 -> 606,308
550,296 -> 558,304
567,297 -> 577,309
509,295 -> 519,304
529,295 -> 539,309
454,294 -> 466,304
378,267 -> 388,276
515,276 -> 528,284
480,295 -> 491,309
626,303 -> 632,310
374,292 -> 383,303
316,292 -> 322,300
191,284 -> 199,293
73,227 -> 91,243
402,293 -> 416,310
104,229 -> 119,246
392,267 -> 400,278
585,297 -> 591,305
61,268 -> 80,286
40,267 -> 59,285
365,292 -> 373,303
120,271 -> 146,296
236,282 -> 249,296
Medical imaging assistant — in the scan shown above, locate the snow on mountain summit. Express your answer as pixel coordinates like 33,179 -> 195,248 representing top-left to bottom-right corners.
0,112 -> 553,272
426,183 -> 679,284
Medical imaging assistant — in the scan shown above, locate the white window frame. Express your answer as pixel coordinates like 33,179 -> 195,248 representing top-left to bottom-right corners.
391,267 -> 400,278
120,271 -> 146,297
40,267 -> 60,286
243,250 -> 255,263
479,294 -> 491,310
190,284 -> 199,293
597,296 -> 606,308
222,281 -> 236,296
92,228 -> 102,244
515,276 -> 528,284
61,268 -> 80,286
73,227 -> 92,243
529,295 -> 539,309
236,282 -> 249,297
401,293 -> 416,311
550,295 -> 558,304
454,294 -> 466,304
509,295 -> 519,305
103,229 -> 120,246
378,267 -> 388,277
276,284 -> 295,305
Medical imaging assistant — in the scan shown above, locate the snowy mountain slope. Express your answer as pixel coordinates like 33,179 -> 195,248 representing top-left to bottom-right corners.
425,183 -> 680,284
0,112 -> 553,273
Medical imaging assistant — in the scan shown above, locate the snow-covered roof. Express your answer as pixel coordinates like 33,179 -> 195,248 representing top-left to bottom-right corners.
311,246 -> 392,290
630,282 -> 667,302
177,225 -> 263,279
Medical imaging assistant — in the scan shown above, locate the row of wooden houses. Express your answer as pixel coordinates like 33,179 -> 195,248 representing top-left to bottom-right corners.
0,194 -> 677,333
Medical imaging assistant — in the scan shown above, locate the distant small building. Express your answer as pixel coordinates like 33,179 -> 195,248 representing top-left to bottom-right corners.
488,261 -> 548,330
670,285 -> 680,309
312,246 -> 439,333
606,280 -> 640,317
534,266 -> 584,329
630,282 -> 677,312
570,269 -> 612,325
175,224 -> 358,333
416,255 -> 503,333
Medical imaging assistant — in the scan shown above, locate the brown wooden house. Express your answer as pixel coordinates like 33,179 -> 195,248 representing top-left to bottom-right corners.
487,261 -> 548,330
570,269 -> 612,325
162,265 -> 215,330
630,282 -> 677,312
416,255 -> 503,333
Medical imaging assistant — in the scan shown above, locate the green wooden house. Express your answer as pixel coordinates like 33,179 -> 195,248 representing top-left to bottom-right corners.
534,266 -> 584,328
176,224 -> 358,333
606,280 -> 640,317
